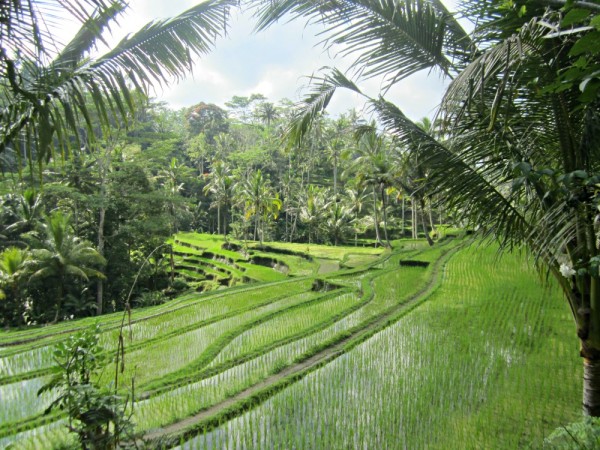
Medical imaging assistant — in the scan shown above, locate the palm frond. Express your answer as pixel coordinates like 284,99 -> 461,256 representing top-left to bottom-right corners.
439,16 -> 547,130
0,0 -> 237,166
53,1 -> 128,70
97,0 -> 235,86
286,67 -> 363,146
253,0 -> 475,87
371,97 -> 533,251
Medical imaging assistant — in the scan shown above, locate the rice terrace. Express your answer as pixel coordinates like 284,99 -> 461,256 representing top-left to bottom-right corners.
0,233 -> 582,448
1,0 -> 599,448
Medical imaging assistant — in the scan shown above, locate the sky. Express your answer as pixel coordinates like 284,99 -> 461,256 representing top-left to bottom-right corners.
82,1 -> 459,120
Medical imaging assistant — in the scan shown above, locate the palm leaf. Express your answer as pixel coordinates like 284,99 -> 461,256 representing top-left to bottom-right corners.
371,97 -> 533,250
53,1 -> 128,70
253,0 -> 475,87
0,0 -> 236,166
286,68 -> 363,146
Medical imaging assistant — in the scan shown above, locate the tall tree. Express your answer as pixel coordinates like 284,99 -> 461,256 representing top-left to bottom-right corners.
186,102 -> 230,143
349,129 -> 396,247
203,160 -> 233,236
344,184 -> 369,246
299,185 -> 331,245
253,0 -> 600,414
237,169 -> 281,244
255,101 -> 279,128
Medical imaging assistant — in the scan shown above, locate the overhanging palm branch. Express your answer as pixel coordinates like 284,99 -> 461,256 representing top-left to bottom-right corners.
1,0 -> 237,168
286,68 -> 363,146
252,0 -> 475,87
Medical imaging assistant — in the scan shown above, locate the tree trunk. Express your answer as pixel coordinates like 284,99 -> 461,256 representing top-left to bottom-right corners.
224,204 -> 229,239
355,211 -> 359,247
428,200 -> 435,233
96,202 -> 105,315
583,357 -> 600,416
411,196 -> 417,239
170,245 -> 175,284
217,203 -> 221,236
290,212 -> 297,243
372,187 -> 382,246
333,154 -> 338,201
581,274 -> 600,416
401,196 -> 406,238
380,186 -> 391,248
420,197 -> 434,246
253,214 -> 258,241
96,147 -> 110,316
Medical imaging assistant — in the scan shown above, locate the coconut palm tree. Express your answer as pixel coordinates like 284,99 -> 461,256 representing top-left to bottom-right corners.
0,246 -> 29,325
324,202 -> 354,246
27,211 -> 106,323
299,185 -> 331,245
255,101 -> 280,128
157,158 -> 187,234
344,184 -> 369,246
1,0 -> 236,169
5,188 -> 43,238
252,0 -> 600,414
203,160 -> 234,236
236,169 -> 282,244
348,128 -> 397,247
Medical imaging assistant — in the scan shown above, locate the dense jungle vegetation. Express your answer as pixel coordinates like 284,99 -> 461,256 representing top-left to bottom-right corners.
1,92 -> 439,326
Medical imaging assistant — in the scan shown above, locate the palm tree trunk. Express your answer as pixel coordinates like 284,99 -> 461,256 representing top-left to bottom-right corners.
401,196 -> 406,238
420,197 -> 434,246
380,186 -> 391,248
53,280 -> 63,324
217,203 -> 221,236
428,200 -> 435,232
372,187 -> 382,245
582,275 -> 600,416
583,357 -> 600,416
333,154 -> 338,201
224,204 -> 229,238
254,215 -> 258,242
411,196 -> 417,239
170,245 -> 175,283
96,205 -> 105,316
96,146 -> 110,316
291,212 -> 297,243
355,211 -> 359,247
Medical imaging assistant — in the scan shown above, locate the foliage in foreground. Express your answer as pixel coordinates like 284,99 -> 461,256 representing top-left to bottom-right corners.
543,417 -> 600,449
38,326 -> 134,450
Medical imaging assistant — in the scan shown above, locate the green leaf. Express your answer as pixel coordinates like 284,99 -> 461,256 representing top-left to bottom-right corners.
561,9 -> 591,28
569,31 -> 600,57
591,15 -> 600,30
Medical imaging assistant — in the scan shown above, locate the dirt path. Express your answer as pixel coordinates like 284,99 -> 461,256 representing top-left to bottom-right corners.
143,244 -> 461,444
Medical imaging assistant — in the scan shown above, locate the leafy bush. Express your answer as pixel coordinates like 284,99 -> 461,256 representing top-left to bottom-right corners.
132,291 -> 167,307
171,277 -> 190,292
38,325 -> 135,449
542,417 -> 600,449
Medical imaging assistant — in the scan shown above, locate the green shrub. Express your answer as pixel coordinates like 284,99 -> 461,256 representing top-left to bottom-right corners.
38,325 -> 135,449
132,291 -> 167,307
542,417 -> 600,449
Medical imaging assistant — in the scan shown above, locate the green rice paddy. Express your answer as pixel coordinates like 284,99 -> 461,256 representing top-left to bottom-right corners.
0,234 -> 581,449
